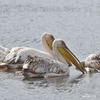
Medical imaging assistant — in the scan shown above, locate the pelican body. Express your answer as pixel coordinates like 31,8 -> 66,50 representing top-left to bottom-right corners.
81,54 -> 100,72
23,56 -> 69,78
4,48 -> 52,64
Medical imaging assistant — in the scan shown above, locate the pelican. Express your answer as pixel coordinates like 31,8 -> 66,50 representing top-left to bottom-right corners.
1,33 -> 72,69
22,39 -> 85,78
80,54 -> 100,73
52,41 -> 100,73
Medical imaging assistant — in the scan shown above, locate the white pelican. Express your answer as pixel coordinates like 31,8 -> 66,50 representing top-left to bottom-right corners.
1,33 -> 71,69
1,33 -> 54,68
22,39 -> 85,78
53,42 -> 100,73
80,54 -> 100,73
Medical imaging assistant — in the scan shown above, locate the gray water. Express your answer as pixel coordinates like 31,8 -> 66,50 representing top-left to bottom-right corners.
0,0 -> 100,100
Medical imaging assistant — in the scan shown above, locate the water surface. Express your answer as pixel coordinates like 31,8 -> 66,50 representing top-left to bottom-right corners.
0,0 -> 100,100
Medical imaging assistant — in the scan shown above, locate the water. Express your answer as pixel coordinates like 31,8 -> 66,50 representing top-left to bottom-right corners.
0,0 -> 100,100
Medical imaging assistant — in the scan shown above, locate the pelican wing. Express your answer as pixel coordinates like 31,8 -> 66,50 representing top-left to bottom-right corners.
3,48 -> 52,64
23,56 -> 69,78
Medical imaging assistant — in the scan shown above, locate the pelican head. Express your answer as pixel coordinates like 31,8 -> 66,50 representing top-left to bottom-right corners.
41,32 -> 55,57
53,39 -> 85,73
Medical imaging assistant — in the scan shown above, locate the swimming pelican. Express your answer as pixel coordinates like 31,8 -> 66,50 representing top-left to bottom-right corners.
0,33 -> 54,68
22,39 -> 85,78
1,33 -> 71,69
54,42 -> 100,73
80,54 -> 100,73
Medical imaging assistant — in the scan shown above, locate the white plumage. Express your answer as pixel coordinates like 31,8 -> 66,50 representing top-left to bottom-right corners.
23,56 -> 69,78
4,47 -> 52,64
